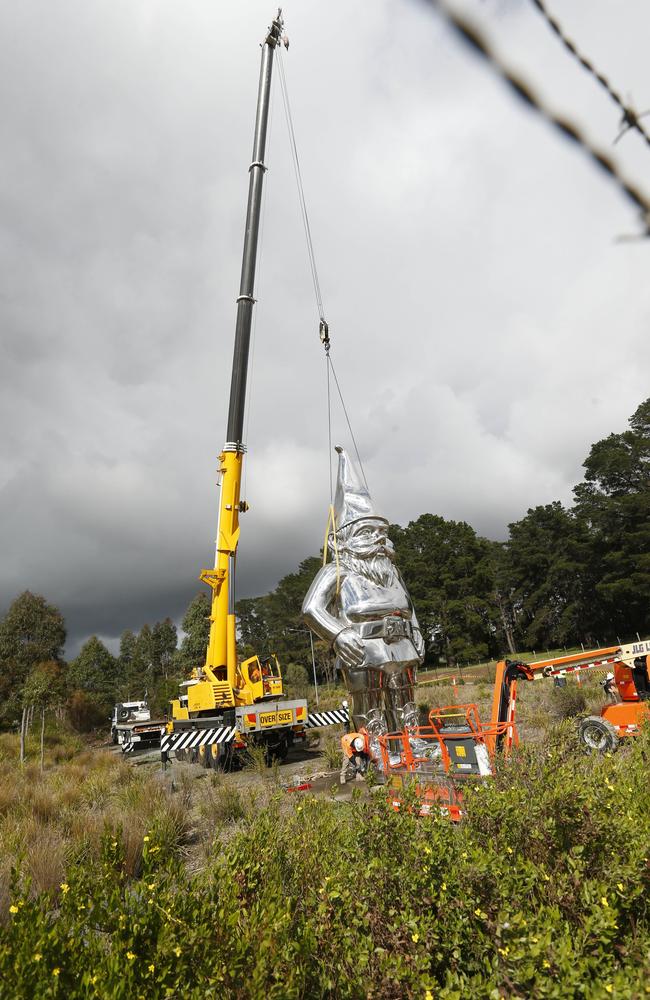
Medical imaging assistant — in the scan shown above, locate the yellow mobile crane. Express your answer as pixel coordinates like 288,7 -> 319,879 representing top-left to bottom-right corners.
161,10 -> 345,767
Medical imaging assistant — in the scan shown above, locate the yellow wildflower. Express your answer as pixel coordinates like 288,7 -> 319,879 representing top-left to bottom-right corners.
617,883 -> 624,891
148,883 -> 156,890
543,961 -> 550,969
9,905 -> 18,915
126,951 -> 136,961
498,946 -> 509,957
174,946 -> 182,958
143,835 -> 150,843
33,954 -> 42,962
425,991 -> 434,1000
148,964 -> 155,973
411,932 -> 419,943
601,897 -> 609,908
149,846 -> 160,854
440,883 -> 447,891
506,847 -> 513,854
605,987 -> 613,995
60,883 -> 69,894
52,968 -> 60,977
424,846 -> 432,855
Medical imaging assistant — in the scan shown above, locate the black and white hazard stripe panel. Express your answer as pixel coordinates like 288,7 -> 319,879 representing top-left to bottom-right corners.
305,708 -> 349,729
161,726 -> 236,754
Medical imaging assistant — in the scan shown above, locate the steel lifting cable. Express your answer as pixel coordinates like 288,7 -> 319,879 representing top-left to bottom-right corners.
277,49 -> 370,504
277,50 -> 325,323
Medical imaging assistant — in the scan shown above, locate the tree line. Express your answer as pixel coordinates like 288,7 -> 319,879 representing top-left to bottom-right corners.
1,398 -> 647,731
238,397 -> 650,667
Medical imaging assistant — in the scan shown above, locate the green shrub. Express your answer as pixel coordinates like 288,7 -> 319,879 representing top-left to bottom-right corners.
0,726 -> 648,997
283,663 -> 309,689
67,691 -> 106,732
550,683 -> 588,719
321,735 -> 343,770
200,784 -> 247,826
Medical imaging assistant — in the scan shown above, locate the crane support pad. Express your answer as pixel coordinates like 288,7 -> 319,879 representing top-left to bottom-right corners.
161,726 -> 236,754
305,708 -> 349,728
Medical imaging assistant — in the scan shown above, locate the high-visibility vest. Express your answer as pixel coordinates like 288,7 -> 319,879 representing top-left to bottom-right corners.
341,732 -> 365,759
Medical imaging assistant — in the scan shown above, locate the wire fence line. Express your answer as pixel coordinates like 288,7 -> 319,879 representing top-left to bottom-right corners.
419,0 -> 650,233
529,0 -> 650,149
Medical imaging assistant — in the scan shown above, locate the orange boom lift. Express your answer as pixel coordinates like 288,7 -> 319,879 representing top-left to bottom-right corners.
489,638 -> 650,753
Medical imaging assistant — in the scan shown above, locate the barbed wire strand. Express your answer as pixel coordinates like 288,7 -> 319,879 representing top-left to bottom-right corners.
530,0 -> 650,148
421,0 -> 650,231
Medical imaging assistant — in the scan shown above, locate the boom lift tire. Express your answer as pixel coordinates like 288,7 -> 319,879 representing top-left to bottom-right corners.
579,716 -> 619,753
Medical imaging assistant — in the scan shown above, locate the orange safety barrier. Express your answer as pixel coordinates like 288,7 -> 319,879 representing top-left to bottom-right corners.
376,704 -> 519,820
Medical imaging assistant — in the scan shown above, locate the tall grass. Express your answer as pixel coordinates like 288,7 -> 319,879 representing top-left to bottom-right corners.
0,735 -> 193,918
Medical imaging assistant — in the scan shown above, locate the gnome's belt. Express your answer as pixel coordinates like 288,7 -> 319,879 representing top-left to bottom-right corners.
351,618 -> 413,643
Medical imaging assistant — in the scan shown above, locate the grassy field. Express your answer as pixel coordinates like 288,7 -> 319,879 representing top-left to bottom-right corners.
0,684 -> 648,998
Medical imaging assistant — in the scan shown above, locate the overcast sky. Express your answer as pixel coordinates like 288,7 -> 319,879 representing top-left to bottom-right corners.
1,0 -> 649,655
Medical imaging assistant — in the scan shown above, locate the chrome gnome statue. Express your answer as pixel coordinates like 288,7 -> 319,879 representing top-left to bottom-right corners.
302,447 -> 424,736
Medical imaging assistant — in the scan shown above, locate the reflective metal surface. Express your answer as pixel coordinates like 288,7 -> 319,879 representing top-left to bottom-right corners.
302,448 -> 424,734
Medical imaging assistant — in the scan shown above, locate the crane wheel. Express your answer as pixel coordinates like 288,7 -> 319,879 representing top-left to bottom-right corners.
579,716 -> 619,753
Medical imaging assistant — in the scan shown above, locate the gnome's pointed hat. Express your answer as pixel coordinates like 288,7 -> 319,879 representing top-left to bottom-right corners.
332,446 -> 388,533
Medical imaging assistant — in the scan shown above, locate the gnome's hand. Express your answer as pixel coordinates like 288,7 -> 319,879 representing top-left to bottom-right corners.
334,627 -> 365,668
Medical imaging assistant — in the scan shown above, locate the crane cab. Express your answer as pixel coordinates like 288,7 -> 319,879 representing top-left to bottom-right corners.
238,654 -> 283,702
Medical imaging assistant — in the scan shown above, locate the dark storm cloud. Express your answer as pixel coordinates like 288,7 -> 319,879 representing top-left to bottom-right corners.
1,1 -> 649,653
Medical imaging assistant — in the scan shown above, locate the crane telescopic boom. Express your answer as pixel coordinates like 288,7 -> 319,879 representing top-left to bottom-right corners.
200,10 -> 284,697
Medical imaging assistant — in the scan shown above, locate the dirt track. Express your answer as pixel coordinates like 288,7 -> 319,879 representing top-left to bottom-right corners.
108,733 -> 375,803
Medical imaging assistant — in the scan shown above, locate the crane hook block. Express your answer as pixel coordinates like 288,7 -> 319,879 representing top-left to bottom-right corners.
319,318 -> 330,353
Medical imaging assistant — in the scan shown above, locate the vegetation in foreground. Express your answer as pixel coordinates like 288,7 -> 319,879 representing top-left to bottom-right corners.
0,720 -> 648,999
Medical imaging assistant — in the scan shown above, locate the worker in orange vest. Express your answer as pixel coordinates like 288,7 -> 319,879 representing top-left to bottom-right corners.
340,731 -> 369,784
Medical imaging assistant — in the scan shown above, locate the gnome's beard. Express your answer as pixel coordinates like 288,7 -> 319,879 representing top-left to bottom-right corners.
343,552 -> 397,588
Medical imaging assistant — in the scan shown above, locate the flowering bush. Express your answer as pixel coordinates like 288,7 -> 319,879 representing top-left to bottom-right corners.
0,726 -> 648,998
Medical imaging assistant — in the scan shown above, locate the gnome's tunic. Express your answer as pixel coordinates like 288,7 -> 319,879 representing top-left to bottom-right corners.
302,562 -> 421,671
